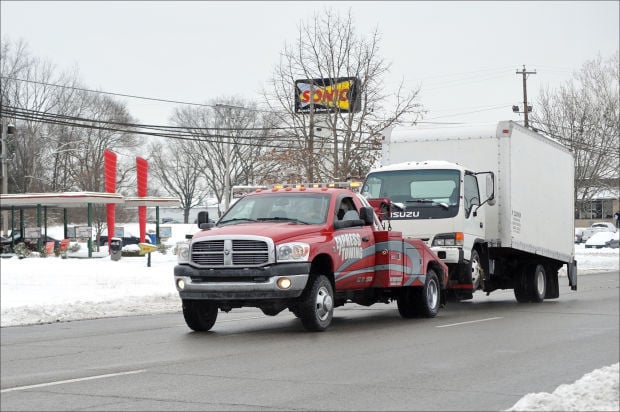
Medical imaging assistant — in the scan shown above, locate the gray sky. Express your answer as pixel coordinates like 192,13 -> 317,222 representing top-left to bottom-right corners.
1,1 -> 618,126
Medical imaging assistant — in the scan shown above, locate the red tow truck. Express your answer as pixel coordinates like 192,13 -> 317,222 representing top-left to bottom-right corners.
174,186 -> 448,332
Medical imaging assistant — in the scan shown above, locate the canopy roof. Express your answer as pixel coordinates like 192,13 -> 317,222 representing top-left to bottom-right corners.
0,192 -> 179,209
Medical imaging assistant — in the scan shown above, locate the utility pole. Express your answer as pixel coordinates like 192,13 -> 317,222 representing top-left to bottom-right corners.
1,117 -> 15,236
515,65 -> 536,128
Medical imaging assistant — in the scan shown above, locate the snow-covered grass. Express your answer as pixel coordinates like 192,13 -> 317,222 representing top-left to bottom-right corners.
1,224 -> 618,411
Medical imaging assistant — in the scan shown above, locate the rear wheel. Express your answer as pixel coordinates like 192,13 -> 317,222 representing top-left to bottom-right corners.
513,267 -> 530,303
298,275 -> 334,331
528,264 -> 546,303
398,269 -> 440,318
182,300 -> 218,331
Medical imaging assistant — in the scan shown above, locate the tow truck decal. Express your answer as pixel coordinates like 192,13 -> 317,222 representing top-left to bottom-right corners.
334,233 -> 363,260
334,244 -> 376,283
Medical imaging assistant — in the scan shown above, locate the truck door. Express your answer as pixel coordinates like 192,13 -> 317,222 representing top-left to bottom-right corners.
333,196 -> 376,290
462,173 -> 485,259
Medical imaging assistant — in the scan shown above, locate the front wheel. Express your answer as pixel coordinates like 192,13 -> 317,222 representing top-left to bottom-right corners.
182,300 -> 218,331
297,275 -> 334,331
469,249 -> 484,290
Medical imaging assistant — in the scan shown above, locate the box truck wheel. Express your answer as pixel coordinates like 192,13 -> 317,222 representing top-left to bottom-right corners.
514,268 -> 530,303
397,269 -> 440,318
469,249 -> 484,290
298,275 -> 334,331
528,264 -> 547,303
182,300 -> 218,331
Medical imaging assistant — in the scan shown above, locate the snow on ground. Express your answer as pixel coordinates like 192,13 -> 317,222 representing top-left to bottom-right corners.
1,224 -> 618,411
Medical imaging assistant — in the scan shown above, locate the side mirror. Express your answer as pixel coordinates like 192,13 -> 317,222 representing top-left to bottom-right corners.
197,211 -> 209,228
486,173 -> 496,206
359,206 -> 375,225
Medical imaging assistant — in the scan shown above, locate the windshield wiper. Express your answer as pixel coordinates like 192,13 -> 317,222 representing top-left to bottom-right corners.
218,218 -> 257,225
407,199 -> 451,210
406,199 -> 434,203
257,217 -> 309,224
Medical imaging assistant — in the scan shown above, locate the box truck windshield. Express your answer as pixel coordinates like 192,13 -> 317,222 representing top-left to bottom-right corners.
361,169 -> 460,219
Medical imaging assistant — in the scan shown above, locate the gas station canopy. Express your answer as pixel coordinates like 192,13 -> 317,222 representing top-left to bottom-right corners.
0,192 -> 179,209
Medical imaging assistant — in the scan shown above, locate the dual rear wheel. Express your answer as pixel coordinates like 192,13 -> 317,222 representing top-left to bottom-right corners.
514,263 -> 546,303
397,269 -> 440,318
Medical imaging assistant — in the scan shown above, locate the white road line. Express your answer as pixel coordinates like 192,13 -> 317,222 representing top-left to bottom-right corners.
436,317 -> 503,328
1,369 -> 146,393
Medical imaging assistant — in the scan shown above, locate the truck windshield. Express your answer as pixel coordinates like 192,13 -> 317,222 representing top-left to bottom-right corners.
361,169 -> 460,220
219,193 -> 331,226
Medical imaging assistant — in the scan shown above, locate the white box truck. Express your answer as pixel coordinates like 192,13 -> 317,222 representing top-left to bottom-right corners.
361,120 -> 577,302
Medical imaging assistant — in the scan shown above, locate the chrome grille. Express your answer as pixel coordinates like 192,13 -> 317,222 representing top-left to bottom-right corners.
190,236 -> 272,267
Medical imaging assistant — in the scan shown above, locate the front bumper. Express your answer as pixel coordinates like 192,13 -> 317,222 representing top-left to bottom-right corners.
174,262 -> 311,300
430,246 -> 464,265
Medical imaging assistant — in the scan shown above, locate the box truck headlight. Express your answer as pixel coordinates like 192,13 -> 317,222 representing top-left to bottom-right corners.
433,232 -> 464,247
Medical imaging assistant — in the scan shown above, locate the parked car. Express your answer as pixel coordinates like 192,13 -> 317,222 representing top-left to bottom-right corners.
581,222 -> 617,242
585,231 -> 619,249
575,227 -> 587,243
98,235 -> 151,247
0,233 -> 61,252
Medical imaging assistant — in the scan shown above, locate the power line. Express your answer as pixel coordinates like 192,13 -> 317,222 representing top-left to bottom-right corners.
1,106 -> 385,150
0,76 -> 275,114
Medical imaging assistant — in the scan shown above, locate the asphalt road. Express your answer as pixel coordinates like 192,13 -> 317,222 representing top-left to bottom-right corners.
1,271 -> 618,411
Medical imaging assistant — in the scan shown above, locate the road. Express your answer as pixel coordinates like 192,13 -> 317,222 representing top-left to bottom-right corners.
1,271 -> 618,411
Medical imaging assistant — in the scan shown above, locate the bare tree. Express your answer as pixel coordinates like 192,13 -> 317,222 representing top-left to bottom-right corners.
531,51 -> 619,213
170,97 -> 280,215
263,8 -> 423,183
148,139 -> 209,223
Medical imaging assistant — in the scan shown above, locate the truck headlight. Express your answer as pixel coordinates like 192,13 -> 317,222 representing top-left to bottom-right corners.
432,232 -> 464,247
277,242 -> 310,262
177,243 -> 190,263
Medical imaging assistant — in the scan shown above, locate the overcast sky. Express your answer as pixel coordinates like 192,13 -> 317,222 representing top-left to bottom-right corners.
1,1 -> 618,127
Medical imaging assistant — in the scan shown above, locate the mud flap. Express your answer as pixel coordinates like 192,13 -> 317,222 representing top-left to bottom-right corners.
544,268 -> 559,299
568,259 -> 577,291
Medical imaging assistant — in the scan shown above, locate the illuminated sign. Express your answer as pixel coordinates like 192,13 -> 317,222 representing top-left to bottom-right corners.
295,77 -> 360,113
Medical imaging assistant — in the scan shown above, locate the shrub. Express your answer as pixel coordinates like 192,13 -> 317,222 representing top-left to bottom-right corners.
13,243 -> 31,259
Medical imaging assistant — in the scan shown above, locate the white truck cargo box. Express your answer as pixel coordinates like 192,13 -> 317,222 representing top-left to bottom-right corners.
380,120 -> 574,264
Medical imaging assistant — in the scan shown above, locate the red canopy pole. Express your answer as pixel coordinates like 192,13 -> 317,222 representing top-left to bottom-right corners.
136,157 -> 148,243
104,150 -> 117,250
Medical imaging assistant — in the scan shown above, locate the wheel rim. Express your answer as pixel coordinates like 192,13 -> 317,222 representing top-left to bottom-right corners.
315,285 -> 333,321
426,279 -> 438,309
535,266 -> 545,295
471,253 -> 482,287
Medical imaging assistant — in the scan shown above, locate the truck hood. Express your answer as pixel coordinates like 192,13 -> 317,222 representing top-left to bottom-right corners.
192,222 -> 324,244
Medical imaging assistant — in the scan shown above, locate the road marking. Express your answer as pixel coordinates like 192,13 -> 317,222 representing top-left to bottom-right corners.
1,369 -> 146,393
436,317 -> 503,328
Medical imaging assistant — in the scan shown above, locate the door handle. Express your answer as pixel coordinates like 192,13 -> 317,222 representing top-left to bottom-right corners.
362,236 -> 370,242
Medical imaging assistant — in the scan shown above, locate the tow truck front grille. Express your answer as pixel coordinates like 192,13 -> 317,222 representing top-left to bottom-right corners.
190,236 -> 273,268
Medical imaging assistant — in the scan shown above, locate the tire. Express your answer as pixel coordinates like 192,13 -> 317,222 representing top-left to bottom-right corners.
182,299 -> 218,332
398,269 -> 440,318
469,249 -> 484,290
297,275 -> 334,331
528,264 -> 546,303
513,267 -> 530,303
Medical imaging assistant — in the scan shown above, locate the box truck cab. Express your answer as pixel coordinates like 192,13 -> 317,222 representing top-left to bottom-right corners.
361,160 -> 495,290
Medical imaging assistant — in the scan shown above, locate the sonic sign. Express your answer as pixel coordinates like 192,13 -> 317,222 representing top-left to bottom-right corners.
295,77 -> 361,113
